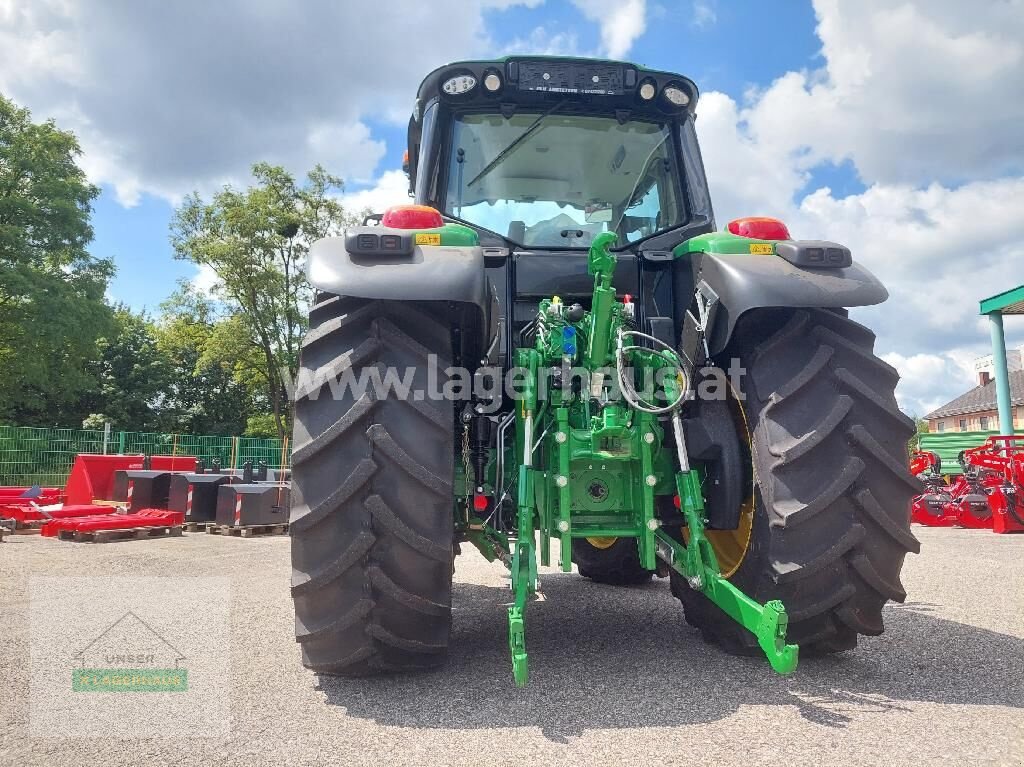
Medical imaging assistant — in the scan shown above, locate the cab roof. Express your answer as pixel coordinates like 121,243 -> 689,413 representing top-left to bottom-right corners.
412,56 -> 699,122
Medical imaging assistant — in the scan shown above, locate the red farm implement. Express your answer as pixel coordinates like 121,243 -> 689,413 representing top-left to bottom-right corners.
909,451 -> 958,526
2,452 -> 289,541
41,508 -> 185,542
910,439 -> 1024,533
0,486 -> 63,503
960,437 -> 1024,534
1,504 -> 117,529
944,472 -> 996,529
0,454 -> 197,532
40,508 -> 184,539
0,485 -> 73,530
64,454 -> 196,505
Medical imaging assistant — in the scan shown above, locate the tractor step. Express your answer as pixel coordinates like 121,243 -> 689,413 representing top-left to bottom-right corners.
206,523 -> 289,538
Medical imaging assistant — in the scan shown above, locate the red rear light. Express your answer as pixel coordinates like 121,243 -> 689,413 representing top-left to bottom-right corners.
382,204 -> 444,230
727,216 -> 791,241
473,494 -> 488,511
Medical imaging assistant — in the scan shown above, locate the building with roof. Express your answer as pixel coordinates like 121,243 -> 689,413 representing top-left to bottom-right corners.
924,367 -> 1024,433
924,284 -> 1024,434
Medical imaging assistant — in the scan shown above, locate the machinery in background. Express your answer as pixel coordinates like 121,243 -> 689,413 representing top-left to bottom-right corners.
909,439 -> 1024,533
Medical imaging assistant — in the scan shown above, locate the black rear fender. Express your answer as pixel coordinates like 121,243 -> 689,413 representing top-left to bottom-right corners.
307,236 -> 496,349
691,252 -> 888,355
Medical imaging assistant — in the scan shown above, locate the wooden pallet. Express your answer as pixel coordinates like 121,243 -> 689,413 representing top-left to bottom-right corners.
207,523 -> 289,538
55,525 -> 183,543
181,520 -> 216,533
93,499 -> 130,510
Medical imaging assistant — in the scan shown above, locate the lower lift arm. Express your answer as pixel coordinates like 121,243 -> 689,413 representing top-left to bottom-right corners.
658,406 -> 798,675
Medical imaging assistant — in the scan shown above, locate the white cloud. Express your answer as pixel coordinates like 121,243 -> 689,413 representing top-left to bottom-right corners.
0,0 -> 543,205
697,89 -> 1024,412
5,0 -> 1021,418
738,0 -> 1024,187
792,179 -> 1024,336
305,122 -> 386,187
692,0 -> 1024,415
483,0 -> 545,7
881,350 -> 979,417
340,170 -> 413,217
502,26 -> 581,57
694,91 -> 807,223
691,1 -> 716,29
570,0 -> 646,59
190,264 -> 220,298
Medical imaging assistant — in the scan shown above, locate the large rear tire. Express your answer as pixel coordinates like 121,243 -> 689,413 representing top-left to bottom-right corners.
673,308 -> 921,654
289,295 -> 455,674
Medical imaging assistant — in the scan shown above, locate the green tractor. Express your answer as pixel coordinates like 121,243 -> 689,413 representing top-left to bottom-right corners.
289,57 -> 920,686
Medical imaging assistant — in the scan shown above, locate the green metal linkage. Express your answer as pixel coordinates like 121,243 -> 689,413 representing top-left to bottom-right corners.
463,517 -> 509,563
508,345 -> 541,688
656,469 -> 799,675
556,406 -> 572,571
508,465 -> 536,687
494,230 -> 799,685
584,231 -> 618,369
638,411 -> 657,571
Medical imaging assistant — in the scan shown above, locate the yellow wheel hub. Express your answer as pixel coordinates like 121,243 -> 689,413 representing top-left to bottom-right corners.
701,497 -> 754,578
683,385 -> 755,579
585,536 -> 618,550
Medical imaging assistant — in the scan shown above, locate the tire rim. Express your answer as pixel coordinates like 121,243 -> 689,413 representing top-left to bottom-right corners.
684,383 -> 754,578
585,536 -> 618,549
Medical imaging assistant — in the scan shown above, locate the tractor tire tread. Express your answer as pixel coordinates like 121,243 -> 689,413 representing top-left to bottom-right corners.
290,296 -> 454,676
673,308 -> 917,656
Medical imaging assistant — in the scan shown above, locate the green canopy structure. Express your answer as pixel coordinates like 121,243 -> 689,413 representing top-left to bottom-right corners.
979,285 -> 1024,435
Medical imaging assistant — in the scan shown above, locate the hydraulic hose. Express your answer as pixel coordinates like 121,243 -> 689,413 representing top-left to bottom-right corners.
615,329 -> 688,415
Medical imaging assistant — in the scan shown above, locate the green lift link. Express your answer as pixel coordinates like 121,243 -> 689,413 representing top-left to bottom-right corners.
503,232 -> 798,686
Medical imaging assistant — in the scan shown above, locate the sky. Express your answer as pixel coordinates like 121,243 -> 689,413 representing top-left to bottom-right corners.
1,0 -> 1022,417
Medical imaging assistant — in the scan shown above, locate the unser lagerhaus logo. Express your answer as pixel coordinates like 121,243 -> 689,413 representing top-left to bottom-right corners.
71,611 -> 188,692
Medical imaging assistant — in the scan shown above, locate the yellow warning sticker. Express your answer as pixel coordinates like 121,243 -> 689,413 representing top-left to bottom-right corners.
749,243 -> 774,254
415,233 -> 441,246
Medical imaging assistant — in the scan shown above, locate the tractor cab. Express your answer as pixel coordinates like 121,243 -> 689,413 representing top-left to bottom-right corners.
407,57 -> 713,253
404,57 -> 716,363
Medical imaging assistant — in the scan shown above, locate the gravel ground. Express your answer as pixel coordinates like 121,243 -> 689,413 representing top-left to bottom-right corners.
1,525 -> 1022,767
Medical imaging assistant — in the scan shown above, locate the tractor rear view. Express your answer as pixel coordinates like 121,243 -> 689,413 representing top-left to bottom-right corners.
289,57 -> 920,685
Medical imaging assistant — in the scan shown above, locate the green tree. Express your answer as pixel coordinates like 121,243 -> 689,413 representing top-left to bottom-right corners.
0,94 -> 113,425
155,287 -> 258,436
80,306 -> 170,430
170,163 -> 354,438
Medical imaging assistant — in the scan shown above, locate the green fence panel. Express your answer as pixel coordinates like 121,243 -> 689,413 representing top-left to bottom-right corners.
0,426 -> 107,487
0,425 -> 290,488
919,430 -> 1024,475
